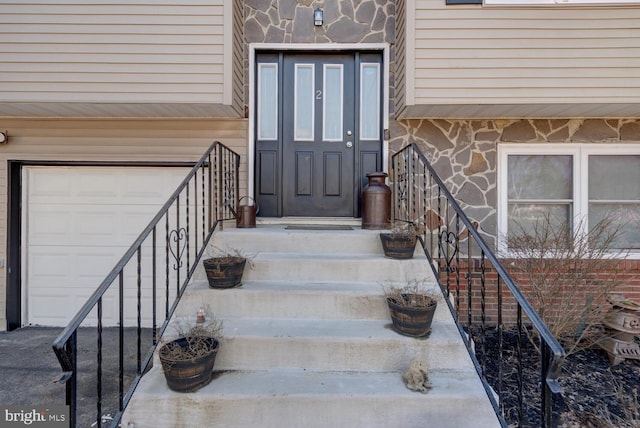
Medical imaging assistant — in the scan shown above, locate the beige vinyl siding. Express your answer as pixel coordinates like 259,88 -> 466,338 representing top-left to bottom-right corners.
231,0 -> 244,115
395,0 -> 409,112
398,0 -> 640,118
0,1 -> 241,118
0,117 -> 248,330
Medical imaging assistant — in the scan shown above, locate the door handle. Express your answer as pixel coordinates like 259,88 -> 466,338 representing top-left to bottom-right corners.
346,141 -> 353,148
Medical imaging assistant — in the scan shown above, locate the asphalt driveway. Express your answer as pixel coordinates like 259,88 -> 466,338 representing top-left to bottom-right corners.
0,326 -> 152,427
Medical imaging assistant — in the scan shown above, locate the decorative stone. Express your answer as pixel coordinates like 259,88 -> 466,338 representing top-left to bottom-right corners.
340,0 -> 354,19
292,7 -> 315,43
265,26 -> 285,43
246,0 -> 272,12
245,18 -> 265,43
384,15 -> 395,43
324,0 -> 341,24
416,121 -> 454,151
464,152 -> 488,176
268,8 -> 280,25
432,157 -> 454,181
355,0 -> 376,24
572,119 -> 618,142
547,127 -> 570,142
315,33 -> 331,43
458,181 -> 485,206
372,8 -> 386,31
435,119 -> 453,133
549,119 -> 570,130
325,17 -> 369,43
469,175 -> 489,192
475,130 -> 500,142
535,119 -> 552,135
454,147 -> 471,167
362,32 -> 384,43
279,0 -> 297,20
255,11 -> 272,28
501,120 -> 537,142
620,121 -> 640,141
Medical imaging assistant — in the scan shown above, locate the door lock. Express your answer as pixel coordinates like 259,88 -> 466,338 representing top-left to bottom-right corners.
346,130 -> 353,136
346,141 -> 353,148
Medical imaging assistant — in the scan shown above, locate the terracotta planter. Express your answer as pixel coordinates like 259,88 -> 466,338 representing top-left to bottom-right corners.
203,256 -> 246,288
387,294 -> 437,337
380,233 -> 417,259
159,337 -> 219,392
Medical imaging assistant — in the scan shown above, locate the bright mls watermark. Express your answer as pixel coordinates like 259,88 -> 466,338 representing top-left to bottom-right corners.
0,406 -> 68,428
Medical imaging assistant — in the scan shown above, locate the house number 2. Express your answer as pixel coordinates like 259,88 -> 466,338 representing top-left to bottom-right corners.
316,90 -> 322,100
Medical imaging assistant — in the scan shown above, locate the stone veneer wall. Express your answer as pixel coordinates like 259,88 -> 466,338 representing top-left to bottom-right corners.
390,118 -> 640,249
244,0 -> 397,114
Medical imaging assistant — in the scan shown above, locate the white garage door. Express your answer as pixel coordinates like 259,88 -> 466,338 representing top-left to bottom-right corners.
23,166 -> 191,327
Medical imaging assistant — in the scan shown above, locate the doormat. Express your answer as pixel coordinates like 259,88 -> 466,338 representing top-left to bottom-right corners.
285,225 -> 353,230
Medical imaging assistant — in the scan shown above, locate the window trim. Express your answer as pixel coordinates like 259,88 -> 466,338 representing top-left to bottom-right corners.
498,143 -> 640,258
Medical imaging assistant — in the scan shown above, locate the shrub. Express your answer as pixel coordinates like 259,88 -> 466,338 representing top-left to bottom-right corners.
506,214 -> 630,355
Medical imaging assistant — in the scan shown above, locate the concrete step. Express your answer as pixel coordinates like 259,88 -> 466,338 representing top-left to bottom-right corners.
216,317 -> 472,372
159,317 -> 472,372
177,279 -> 450,322
208,225 -> 409,256
125,224 -> 500,428
193,251 -> 429,283
125,367 -> 500,428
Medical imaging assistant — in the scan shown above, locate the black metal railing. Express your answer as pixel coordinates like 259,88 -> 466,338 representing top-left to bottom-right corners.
392,144 -> 566,427
52,142 -> 240,428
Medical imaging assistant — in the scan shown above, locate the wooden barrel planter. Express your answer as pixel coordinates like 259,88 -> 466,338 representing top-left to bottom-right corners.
203,256 -> 247,289
380,233 -> 417,259
159,337 -> 219,392
386,294 -> 437,337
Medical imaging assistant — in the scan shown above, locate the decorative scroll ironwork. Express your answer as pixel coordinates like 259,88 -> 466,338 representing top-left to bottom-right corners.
439,230 -> 459,273
169,228 -> 187,271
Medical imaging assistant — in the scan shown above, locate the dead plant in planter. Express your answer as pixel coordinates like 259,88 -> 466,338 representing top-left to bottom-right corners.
379,222 -> 424,259
202,245 -> 255,289
158,307 -> 224,392
505,214 -> 631,356
382,278 -> 440,337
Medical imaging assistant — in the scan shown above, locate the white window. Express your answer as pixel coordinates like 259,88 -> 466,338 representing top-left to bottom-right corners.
323,64 -> 343,142
294,64 -> 315,141
258,63 -> 278,140
498,144 -> 640,254
360,63 -> 380,141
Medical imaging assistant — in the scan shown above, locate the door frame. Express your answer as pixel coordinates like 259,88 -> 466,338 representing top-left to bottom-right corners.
248,43 -> 390,214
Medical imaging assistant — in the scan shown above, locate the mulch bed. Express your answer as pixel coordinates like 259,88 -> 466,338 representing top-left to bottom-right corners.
473,327 -> 640,427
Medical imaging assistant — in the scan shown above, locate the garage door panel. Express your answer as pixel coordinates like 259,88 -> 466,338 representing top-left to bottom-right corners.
28,209 -> 71,241
28,205 -> 178,247
28,169 -> 73,198
25,166 -> 190,327
27,251 -> 71,279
